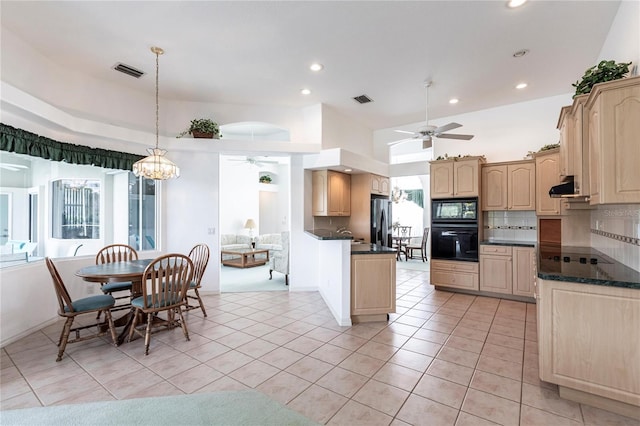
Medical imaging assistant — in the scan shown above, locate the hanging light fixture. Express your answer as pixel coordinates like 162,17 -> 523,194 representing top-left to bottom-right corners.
133,46 -> 180,180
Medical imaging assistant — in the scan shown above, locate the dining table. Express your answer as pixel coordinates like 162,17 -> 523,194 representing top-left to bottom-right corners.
76,258 -> 153,345
392,235 -> 413,261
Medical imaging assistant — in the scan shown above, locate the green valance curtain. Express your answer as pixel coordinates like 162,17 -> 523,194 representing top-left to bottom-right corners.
405,189 -> 424,208
0,123 -> 143,171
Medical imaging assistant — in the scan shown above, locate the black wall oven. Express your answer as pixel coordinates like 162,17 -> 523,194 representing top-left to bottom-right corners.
431,198 -> 479,262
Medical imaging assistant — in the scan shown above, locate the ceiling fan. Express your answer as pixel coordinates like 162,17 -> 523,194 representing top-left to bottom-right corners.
389,81 -> 474,149
228,156 -> 279,167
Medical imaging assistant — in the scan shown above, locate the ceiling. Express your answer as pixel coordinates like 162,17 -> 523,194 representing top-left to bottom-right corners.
1,1 -> 621,132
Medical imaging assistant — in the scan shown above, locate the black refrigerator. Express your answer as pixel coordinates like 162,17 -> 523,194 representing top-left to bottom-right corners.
371,197 -> 393,247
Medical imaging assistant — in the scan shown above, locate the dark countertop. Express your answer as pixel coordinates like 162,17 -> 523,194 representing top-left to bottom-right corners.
351,243 -> 397,255
305,229 -> 354,240
537,245 -> 640,289
481,240 -> 536,248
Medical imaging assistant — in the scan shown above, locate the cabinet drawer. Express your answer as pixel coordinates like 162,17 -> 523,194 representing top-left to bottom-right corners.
431,259 -> 479,273
480,245 -> 512,256
432,270 -> 479,290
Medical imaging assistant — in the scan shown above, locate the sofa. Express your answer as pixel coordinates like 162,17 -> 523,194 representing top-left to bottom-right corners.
255,233 -> 282,256
220,233 -> 283,257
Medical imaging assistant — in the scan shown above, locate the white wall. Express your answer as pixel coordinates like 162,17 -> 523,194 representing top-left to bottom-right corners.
597,0 -> 640,69
321,105 -> 374,155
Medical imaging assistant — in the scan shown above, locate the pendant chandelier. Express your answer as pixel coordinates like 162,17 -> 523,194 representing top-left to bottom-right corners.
133,46 -> 180,180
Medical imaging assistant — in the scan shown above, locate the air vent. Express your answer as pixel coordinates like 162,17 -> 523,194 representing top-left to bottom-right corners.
353,94 -> 373,104
113,63 -> 145,78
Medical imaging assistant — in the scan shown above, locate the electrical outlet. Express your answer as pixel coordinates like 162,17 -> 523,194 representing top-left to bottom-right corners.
208,227 -> 215,235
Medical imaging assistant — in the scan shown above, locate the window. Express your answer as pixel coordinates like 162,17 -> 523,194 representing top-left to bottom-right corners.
51,179 -> 100,239
128,174 -> 156,251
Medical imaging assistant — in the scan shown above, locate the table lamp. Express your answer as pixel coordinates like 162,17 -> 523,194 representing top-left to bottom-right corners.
244,219 -> 256,238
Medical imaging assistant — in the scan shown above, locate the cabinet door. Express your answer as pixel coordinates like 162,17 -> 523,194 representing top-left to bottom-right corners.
480,254 -> 512,294
454,159 -> 479,197
370,175 -> 381,194
508,163 -> 535,210
588,100 -> 601,205
379,177 -> 390,196
312,171 -> 327,216
512,247 -> 534,297
430,162 -> 454,198
341,173 -> 351,215
327,171 -> 351,216
558,106 -> 574,178
482,165 -> 507,210
535,152 -> 561,215
351,254 -> 396,315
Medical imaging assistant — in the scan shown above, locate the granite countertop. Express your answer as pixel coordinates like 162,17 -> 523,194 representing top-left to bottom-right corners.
305,229 -> 354,240
481,240 -> 536,248
351,243 -> 397,255
537,245 -> 640,289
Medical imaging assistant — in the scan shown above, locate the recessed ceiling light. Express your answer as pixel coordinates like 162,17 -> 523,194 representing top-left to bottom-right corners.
507,0 -> 527,8
513,49 -> 529,58
301,88 -> 311,95
516,83 -> 528,89
310,63 -> 324,72
449,98 -> 459,104
344,168 -> 352,172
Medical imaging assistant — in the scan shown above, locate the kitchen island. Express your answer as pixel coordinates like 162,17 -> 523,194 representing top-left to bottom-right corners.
536,245 -> 640,418
350,243 -> 397,323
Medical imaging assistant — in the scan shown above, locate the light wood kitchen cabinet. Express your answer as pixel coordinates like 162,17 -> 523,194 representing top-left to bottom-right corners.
557,95 -> 590,198
586,76 -> 640,205
480,245 -> 535,298
537,278 -> 640,413
351,253 -> 396,320
534,149 -> 561,216
312,170 -> 351,216
431,259 -> 479,291
558,105 -> 574,178
430,157 -> 483,199
482,161 -> 535,211
370,174 -> 390,196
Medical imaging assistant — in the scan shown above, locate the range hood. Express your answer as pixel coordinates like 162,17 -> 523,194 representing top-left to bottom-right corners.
549,178 -> 575,197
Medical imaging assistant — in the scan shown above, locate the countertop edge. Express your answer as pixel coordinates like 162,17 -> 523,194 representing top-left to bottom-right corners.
480,240 -> 536,248
305,230 -> 354,240
536,272 -> 640,289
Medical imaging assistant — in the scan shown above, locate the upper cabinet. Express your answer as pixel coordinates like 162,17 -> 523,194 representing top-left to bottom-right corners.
481,161 -> 535,211
535,149 -> 561,216
586,76 -> 640,205
557,95 -> 589,197
430,157 -> 483,199
370,174 -> 390,196
312,170 -> 351,216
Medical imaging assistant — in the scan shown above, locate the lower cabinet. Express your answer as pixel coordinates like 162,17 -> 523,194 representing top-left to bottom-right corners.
351,254 -> 396,320
537,278 -> 640,413
479,245 -> 535,298
431,259 -> 479,291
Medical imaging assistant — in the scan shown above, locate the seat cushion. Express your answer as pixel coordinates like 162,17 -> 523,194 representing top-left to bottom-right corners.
64,294 -> 115,313
101,281 -> 133,293
132,295 -> 182,309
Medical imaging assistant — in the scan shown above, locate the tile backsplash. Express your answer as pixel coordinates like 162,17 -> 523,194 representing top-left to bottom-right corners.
591,204 -> 640,272
483,211 -> 537,242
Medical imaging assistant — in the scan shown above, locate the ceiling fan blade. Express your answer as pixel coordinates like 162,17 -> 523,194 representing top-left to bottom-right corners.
438,133 -> 475,140
394,130 -> 415,135
388,138 -> 414,146
434,122 -> 462,134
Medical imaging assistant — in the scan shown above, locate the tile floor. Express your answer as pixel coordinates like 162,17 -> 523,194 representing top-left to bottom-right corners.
1,266 -> 637,425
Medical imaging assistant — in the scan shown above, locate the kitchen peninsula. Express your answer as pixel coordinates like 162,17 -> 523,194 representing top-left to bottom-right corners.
305,230 -> 396,326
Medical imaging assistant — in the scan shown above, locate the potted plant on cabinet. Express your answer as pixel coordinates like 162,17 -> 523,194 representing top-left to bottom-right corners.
259,174 -> 272,184
176,118 -> 221,138
572,60 -> 632,97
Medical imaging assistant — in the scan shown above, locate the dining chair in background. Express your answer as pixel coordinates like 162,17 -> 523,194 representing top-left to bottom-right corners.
185,243 -> 210,316
407,227 -> 429,262
95,244 -> 138,315
45,257 -> 118,361
128,253 -> 194,355
269,231 -> 290,285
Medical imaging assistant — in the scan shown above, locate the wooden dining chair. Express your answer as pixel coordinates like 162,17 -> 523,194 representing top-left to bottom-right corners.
185,243 -> 210,317
95,244 -> 138,315
394,226 -> 412,261
128,253 -> 194,355
406,227 -> 429,262
45,257 -> 118,361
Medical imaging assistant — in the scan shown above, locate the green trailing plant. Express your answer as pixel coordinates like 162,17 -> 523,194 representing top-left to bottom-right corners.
176,118 -> 220,138
526,143 -> 560,158
572,60 -> 632,97
259,174 -> 272,183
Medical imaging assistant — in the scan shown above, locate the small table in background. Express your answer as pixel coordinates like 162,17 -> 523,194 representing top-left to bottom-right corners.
221,248 -> 269,268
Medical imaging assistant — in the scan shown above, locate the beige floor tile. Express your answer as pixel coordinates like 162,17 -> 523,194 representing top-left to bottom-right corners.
255,370 -> 312,404
430,313 -> 461,326
197,324 -> 235,340
475,354 -> 523,382
451,326 -> 489,342
195,375 -> 249,393
261,328 -> 299,345
413,373 -> 467,409
54,386 -> 117,405
235,338 -> 279,359
372,363 -> 423,392
206,349 -> 253,374
470,370 -> 522,402
444,336 -> 485,354
101,367 -> 163,400
287,384 -> 348,424
327,399 -> 393,426
371,329 -> 411,347
423,320 -> 457,334
286,356 -> 333,382
520,404 -> 583,425
186,340 -> 231,363
489,323 -> 525,339
386,322 -> 420,337
521,382 -> 583,422
340,352 -> 386,377
393,315 -> 427,328
581,404 -> 640,425
427,358 -> 474,386
146,352 -> 201,379
388,348 -> 433,372
316,367 -> 369,398
396,393 -> 459,426
522,365 -> 557,391
457,319 -> 491,332
166,363 -> 223,394
402,337 -> 442,357
481,342 -> 524,365
0,390 -> 42,410
260,346 -> 305,370
353,379 -> 410,417
83,356 -> 149,385
412,328 -> 450,344
0,375 -> 32,401
329,333 -> 369,351
455,411 -> 499,426
284,335 -> 325,355
357,341 -> 399,361
228,359 -> 280,388
309,343 -> 353,365
461,388 -> 520,425
214,330 -> 256,349
461,311 -> 495,325
282,320 -> 318,335
346,324 -> 383,340
436,346 -> 480,369
304,326 -> 343,342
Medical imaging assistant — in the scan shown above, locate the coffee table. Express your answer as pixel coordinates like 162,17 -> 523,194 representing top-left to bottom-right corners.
221,248 -> 269,268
